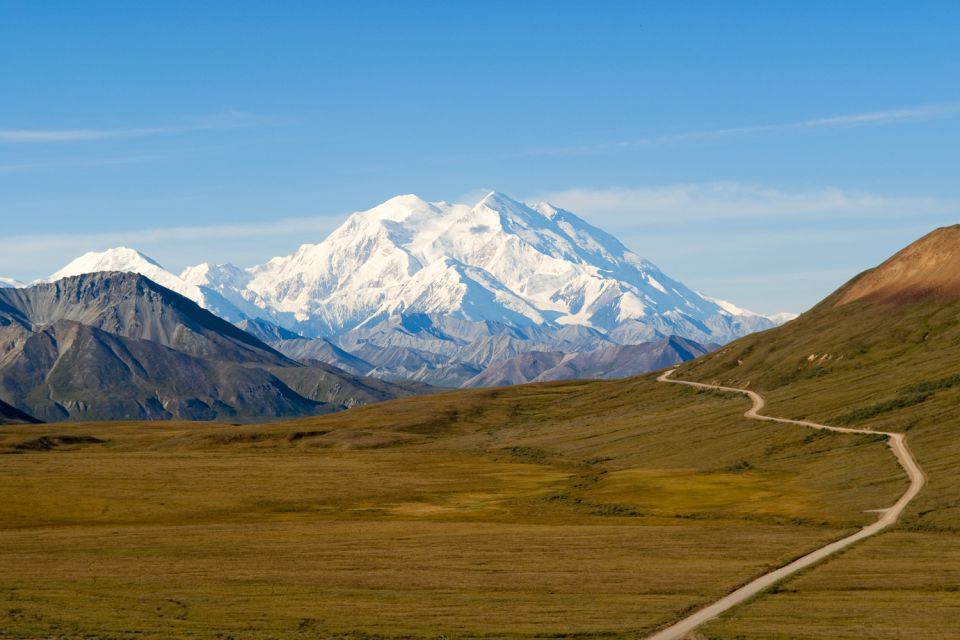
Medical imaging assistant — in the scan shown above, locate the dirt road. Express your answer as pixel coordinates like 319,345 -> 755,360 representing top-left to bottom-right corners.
645,369 -> 926,640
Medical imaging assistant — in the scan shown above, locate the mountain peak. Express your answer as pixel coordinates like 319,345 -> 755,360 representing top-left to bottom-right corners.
48,246 -> 187,292
49,246 -> 162,281
46,248 -> 259,324
180,262 -> 249,288
474,191 -> 525,210
837,225 -> 960,305
382,193 -> 430,207
361,194 -> 438,221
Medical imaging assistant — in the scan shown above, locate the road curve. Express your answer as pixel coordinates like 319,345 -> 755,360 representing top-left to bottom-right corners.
645,369 -> 926,640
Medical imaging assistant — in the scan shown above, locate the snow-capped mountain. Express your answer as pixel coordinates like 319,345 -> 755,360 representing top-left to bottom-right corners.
41,191 -> 794,384
236,191 -> 787,342
0,277 -> 24,288
46,247 -> 256,323
700,295 -> 798,328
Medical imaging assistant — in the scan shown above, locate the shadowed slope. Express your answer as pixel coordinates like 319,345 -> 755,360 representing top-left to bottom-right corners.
0,273 -> 423,422
0,398 -> 40,424
0,272 -> 289,365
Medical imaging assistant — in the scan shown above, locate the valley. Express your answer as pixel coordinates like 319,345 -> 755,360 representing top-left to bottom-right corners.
4,228 -> 960,638
0,375 -> 902,639
650,370 -> 925,640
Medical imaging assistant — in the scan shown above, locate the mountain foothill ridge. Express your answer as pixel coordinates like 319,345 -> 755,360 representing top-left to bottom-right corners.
0,272 -> 423,422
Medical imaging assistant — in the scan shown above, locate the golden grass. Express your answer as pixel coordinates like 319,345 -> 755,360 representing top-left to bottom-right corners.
0,376 -> 905,638
678,295 -> 960,638
701,531 -> 960,639
0,520 -> 842,639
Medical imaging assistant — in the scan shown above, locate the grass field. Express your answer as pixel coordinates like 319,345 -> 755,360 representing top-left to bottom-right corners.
678,293 -> 960,639
0,377 -> 904,639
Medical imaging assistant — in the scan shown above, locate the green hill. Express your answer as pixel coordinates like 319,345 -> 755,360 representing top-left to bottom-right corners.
675,225 -> 960,638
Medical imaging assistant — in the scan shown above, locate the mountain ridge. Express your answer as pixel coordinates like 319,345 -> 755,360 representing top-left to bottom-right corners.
837,224 -> 960,306
0,273 -> 423,421
38,192 -> 793,343
31,191 -> 794,385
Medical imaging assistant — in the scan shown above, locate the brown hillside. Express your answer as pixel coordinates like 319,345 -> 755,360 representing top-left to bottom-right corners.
837,224 -> 960,305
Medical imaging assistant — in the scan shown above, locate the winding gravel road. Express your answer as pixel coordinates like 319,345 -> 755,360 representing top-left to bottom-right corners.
645,369 -> 926,640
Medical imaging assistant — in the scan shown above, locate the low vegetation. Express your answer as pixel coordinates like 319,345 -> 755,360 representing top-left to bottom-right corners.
678,291 -> 960,638
0,375 -> 903,639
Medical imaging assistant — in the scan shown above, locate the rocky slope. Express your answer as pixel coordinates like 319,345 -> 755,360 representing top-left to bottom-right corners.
0,273 -> 422,422
0,398 -> 40,424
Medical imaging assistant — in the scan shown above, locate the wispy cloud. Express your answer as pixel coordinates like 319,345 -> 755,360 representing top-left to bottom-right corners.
532,182 -> 960,222
0,128 -> 169,143
0,212 -> 351,282
0,111 -> 275,144
540,102 -> 960,155
0,214 -> 345,251
0,155 -> 161,173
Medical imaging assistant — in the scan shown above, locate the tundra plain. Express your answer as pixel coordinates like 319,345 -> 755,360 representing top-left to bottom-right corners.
0,377 -> 904,639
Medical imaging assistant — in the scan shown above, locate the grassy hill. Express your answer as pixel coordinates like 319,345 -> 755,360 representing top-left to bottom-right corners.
675,226 -> 960,638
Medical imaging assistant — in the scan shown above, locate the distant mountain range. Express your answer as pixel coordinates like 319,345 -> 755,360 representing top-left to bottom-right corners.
0,273 -> 423,422
10,192 -> 793,388
463,335 -> 713,387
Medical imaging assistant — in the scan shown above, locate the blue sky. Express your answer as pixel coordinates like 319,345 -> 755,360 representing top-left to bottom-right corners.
1,0 -> 958,312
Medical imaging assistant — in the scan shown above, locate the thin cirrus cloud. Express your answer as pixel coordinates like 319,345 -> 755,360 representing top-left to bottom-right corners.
1,214 -> 345,251
0,155 -> 162,173
0,213 -> 350,282
532,182 -> 960,222
0,110 -> 275,144
539,101 -> 960,155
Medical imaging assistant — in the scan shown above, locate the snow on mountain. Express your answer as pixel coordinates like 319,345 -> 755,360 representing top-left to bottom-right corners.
180,261 -> 266,321
767,311 -> 800,324
241,191 -> 789,343
46,247 -> 258,323
702,294 -> 797,323
50,247 -> 192,295
44,192 -> 793,359
0,277 -> 24,288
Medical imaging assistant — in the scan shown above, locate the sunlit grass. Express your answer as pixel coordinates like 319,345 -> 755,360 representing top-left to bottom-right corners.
0,374 -> 904,638
680,293 -> 960,638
